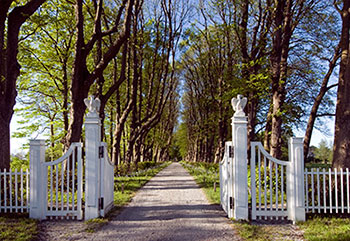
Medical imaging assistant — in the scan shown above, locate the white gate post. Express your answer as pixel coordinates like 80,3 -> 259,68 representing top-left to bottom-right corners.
287,137 -> 306,222
84,96 -> 102,220
231,95 -> 248,220
29,139 -> 46,219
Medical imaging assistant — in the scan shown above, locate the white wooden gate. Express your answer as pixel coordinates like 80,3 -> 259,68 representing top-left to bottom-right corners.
219,94 -> 305,222
43,143 -> 83,220
220,141 -> 234,217
250,142 -> 288,220
99,142 -> 114,217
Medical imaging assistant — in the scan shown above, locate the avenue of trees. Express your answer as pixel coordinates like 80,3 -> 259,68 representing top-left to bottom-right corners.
1,0 -> 350,170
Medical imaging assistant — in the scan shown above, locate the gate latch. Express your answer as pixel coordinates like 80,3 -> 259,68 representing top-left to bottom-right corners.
229,146 -> 234,158
99,197 -> 104,210
99,146 -> 104,158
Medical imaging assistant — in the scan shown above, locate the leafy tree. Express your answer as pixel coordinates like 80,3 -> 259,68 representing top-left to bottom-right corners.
0,0 -> 46,169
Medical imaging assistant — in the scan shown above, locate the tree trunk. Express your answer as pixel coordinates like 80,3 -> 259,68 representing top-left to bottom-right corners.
333,0 -> 350,169
304,45 -> 340,161
0,0 -> 46,169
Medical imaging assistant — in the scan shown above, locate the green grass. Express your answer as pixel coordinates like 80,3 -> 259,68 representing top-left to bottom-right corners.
298,216 -> 350,241
180,161 -> 220,204
0,215 -> 38,241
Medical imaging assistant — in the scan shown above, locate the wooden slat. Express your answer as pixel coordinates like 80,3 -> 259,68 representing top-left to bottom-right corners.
317,168 -> 320,213
347,168 -> 349,214
329,168 -> 332,214
341,168 -> 344,213
335,168 -> 338,213
323,168 -> 326,213
311,168 -> 315,213
264,156 -> 267,220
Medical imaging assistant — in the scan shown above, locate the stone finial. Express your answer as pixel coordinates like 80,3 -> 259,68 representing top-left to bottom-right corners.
231,94 -> 247,117
84,95 -> 101,116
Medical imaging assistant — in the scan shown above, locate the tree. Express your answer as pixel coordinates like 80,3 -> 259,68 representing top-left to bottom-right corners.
333,0 -> 350,168
314,139 -> 332,164
0,0 -> 46,170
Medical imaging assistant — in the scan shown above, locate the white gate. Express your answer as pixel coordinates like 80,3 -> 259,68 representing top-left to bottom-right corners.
220,141 -> 234,217
99,142 -> 114,217
29,96 -> 115,221
250,142 -> 288,220
43,143 -> 83,220
219,94 -> 305,222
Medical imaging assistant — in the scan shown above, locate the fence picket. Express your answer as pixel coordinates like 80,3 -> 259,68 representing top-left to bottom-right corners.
275,164 -> 278,219
20,169 -> 23,212
264,156 -> 267,220
323,168 -> 326,213
341,168 -> 344,213
281,165 -> 284,214
305,169 -> 308,212
258,149 -> 261,219
4,169 -> 7,213
9,169 -> 12,212
347,168 -> 349,213
15,169 -> 18,212
335,168 -> 338,213
311,168 -> 314,213
67,156 -> 70,212
317,168 -> 320,213
269,160 -> 273,217
329,168 -> 332,214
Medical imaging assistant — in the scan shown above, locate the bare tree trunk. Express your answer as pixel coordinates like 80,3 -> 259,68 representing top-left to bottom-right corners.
304,45 -> 340,160
333,0 -> 350,169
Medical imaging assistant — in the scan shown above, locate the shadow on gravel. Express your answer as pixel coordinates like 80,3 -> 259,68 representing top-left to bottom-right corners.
116,204 -> 223,222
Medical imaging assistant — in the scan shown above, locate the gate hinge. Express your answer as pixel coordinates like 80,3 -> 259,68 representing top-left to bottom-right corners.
99,146 -> 104,158
99,197 -> 104,210
229,146 -> 234,158
230,197 -> 233,209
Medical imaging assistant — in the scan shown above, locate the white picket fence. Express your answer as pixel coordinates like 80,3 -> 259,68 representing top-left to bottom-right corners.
305,168 -> 350,214
0,169 -> 29,213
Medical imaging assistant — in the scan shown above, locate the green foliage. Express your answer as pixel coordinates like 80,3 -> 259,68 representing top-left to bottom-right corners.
10,153 -> 29,170
314,139 -> 333,164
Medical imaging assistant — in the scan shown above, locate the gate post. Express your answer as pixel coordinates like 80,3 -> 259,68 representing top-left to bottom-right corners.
29,139 -> 46,219
287,137 -> 306,222
231,95 -> 248,220
84,96 -> 102,220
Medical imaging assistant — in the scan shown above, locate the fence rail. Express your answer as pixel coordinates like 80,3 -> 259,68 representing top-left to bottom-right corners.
0,169 -> 29,213
305,167 -> 350,214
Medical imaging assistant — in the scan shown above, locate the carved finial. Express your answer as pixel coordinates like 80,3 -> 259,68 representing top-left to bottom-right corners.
231,94 -> 247,116
84,95 -> 101,117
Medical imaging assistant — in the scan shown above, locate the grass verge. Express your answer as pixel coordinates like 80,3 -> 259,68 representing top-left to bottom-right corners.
298,216 -> 350,241
0,214 -> 38,241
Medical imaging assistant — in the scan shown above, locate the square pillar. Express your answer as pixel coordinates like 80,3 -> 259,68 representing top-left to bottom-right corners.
29,139 -> 46,219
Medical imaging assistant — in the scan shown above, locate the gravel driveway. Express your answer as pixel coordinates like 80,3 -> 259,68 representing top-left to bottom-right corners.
39,162 -> 240,241
92,162 -> 240,240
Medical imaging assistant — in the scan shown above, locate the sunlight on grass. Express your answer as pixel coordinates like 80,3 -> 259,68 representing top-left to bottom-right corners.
298,217 -> 350,241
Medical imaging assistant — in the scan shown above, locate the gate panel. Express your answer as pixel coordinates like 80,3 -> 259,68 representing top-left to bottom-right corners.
100,142 -> 114,217
43,143 -> 83,220
251,142 -> 289,220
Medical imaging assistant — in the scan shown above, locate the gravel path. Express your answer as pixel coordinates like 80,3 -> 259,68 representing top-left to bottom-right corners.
84,162 -> 240,241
